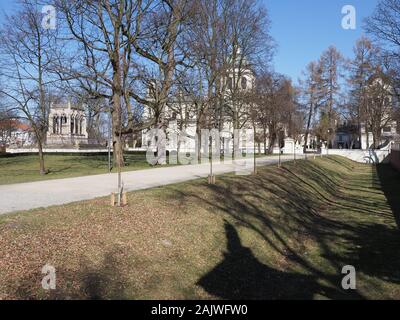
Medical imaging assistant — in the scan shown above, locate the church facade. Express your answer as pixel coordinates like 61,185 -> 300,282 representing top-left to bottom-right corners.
141,53 -> 280,155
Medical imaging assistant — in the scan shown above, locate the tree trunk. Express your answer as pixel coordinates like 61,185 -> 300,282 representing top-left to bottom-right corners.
267,126 -> 276,154
111,51 -> 124,168
113,133 -> 124,168
263,126 -> 267,155
357,105 -> 362,149
37,134 -> 46,175
196,120 -> 202,162
111,98 -> 124,168
372,128 -> 381,150
233,111 -> 240,156
304,103 -> 313,153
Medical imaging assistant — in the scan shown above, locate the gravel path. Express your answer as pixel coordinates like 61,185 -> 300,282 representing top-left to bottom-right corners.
0,154 -> 306,214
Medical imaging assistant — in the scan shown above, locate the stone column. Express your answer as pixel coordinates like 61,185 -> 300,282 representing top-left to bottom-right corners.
65,112 -> 70,136
82,117 -> 88,138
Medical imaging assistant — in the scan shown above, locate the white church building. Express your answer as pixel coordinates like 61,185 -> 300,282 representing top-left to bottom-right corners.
141,51 -> 283,155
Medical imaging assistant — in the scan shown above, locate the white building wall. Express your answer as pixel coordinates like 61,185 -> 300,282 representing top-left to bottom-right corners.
47,102 -> 88,146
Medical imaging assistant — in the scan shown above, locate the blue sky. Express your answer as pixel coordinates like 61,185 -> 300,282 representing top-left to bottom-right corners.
0,0 -> 380,82
266,0 -> 380,81
0,1 -> 17,14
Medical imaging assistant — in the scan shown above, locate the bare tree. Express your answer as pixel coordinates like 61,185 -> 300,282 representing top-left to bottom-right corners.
186,0 -> 273,161
286,86 -> 304,144
0,0 -> 59,174
256,72 -> 294,154
175,66 -> 208,159
222,0 -> 274,132
56,0 -> 190,167
129,0 -> 195,156
366,71 -> 395,148
187,0 -> 230,152
319,46 -> 345,147
300,61 -> 325,153
56,0 -> 143,167
347,37 -> 379,149
365,0 -> 400,59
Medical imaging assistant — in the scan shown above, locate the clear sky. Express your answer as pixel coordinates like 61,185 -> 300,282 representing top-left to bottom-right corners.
0,0 -> 381,82
0,0 -> 17,14
266,0 -> 380,81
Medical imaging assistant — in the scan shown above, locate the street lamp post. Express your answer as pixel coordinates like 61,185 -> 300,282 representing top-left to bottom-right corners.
208,135 -> 215,184
278,145 -> 281,168
327,129 -> 332,156
253,125 -> 257,174
108,107 -> 112,173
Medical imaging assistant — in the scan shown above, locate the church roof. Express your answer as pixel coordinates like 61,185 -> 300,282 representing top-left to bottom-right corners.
51,102 -> 84,111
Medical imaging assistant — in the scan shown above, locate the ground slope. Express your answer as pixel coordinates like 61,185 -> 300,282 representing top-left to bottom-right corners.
0,156 -> 399,299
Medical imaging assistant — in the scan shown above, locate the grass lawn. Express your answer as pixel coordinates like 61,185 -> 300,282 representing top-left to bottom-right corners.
0,152 -> 174,185
0,156 -> 399,299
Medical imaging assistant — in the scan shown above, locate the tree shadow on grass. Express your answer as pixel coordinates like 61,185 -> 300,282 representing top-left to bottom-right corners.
47,166 -> 73,174
330,223 -> 400,286
376,164 -> 400,229
197,221 -> 346,300
172,159 -> 400,299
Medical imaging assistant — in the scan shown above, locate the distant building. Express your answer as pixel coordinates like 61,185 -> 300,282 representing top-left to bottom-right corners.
332,120 -> 398,150
332,121 -> 360,149
333,75 -> 399,150
360,121 -> 398,150
46,102 -> 89,147
141,49 -> 281,154
0,119 -> 34,147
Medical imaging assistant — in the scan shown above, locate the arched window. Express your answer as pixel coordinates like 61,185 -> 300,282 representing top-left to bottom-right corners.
53,115 -> 58,134
70,115 -> 75,134
75,115 -> 79,135
241,77 -> 247,90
